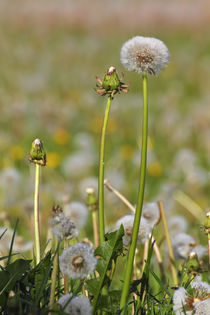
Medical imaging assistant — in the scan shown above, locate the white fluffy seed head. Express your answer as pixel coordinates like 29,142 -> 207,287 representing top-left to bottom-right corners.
57,293 -> 92,315
173,287 -> 187,315
50,212 -> 79,241
115,215 -> 151,246
59,242 -> 97,279
64,201 -> 88,228
142,202 -> 160,228
172,233 -> 196,259
121,36 -> 170,75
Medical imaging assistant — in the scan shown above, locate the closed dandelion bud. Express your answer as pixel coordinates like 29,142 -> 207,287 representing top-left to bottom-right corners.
103,66 -> 121,91
96,66 -> 128,99
86,187 -> 98,212
186,251 -> 200,273
29,138 -> 46,166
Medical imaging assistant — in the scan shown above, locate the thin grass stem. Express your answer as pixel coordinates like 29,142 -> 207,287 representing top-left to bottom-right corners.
98,96 -> 112,243
158,200 -> 178,286
120,72 -> 148,313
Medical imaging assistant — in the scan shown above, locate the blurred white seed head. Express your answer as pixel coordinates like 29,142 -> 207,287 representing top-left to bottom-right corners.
142,202 -> 160,228
78,176 -> 98,197
121,36 -> 170,75
194,298 -> 210,315
59,242 -> 97,279
64,201 -> 88,228
50,212 -> 79,241
168,216 -> 189,235
173,287 -> 187,315
172,233 -> 206,259
172,233 -> 196,259
57,293 -> 92,315
115,215 -> 150,246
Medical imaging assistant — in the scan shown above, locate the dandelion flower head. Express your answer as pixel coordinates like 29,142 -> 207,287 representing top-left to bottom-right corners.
59,242 -> 97,279
58,293 -> 92,315
121,36 -> 170,75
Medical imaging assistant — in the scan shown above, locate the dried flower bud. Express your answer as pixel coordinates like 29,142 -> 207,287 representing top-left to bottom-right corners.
96,66 -> 128,99
29,138 -> 46,166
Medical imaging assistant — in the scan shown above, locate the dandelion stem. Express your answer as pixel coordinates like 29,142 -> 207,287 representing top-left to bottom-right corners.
158,200 -> 178,286
120,72 -> 148,313
98,96 -> 112,243
34,164 -> 41,264
49,239 -> 59,312
92,211 -> 99,248
64,239 -> 69,294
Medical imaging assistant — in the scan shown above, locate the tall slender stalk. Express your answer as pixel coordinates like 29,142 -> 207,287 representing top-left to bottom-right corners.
98,96 -> 112,243
34,164 -> 41,264
49,239 -> 59,312
158,200 -> 178,286
120,72 -> 148,313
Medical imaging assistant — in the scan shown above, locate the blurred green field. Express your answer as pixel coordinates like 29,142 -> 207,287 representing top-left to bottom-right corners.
0,0 -> 209,251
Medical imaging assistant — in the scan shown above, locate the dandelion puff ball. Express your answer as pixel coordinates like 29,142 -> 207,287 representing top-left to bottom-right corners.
58,293 -> 92,315
115,215 -> 150,246
121,36 -> 170,75
60,242 -> 97,279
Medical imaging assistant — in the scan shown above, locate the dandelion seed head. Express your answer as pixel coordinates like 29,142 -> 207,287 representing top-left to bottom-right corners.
194,298 -> 210,315
168,216 -> 189,235
173,287 -> 187,315
57,293 -> 92,315
142,202 -> 160,228
64,201 -> 88,228
50,212 -> 79,241
191,278 -> 210,294
172,233 -> 196,259
59,242 -> 97,279
115,215 -> 150,246
121,36 -> 170,75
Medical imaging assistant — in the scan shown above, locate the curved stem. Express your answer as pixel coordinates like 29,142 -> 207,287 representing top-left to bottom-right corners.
98,96 -> 112,243
34,164 -> 41,264
120,73 -> 148,313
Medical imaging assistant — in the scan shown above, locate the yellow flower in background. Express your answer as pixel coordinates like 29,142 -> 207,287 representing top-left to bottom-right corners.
120,145 -> 134,160
47,152 -> 61,168
9,145 -> 24,161
148,161 -> 162,177
53,129 -> 70,146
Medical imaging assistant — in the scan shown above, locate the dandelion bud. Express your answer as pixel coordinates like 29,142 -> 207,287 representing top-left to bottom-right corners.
186,251 -> 200,273
86,187 -> 98,212
96,66 -> 128,99
29,138 -> 46,166
204,211 -> 210,234
102,67 -> 120,91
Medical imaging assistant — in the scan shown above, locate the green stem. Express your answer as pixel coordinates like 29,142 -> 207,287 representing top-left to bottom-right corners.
34,164 -> 41,264
49,239 -> 59,312
120,73 -> 148,313
98,96 -> 112,243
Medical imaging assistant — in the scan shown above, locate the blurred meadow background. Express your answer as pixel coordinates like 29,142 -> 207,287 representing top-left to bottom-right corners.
0,0 -> 210,256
